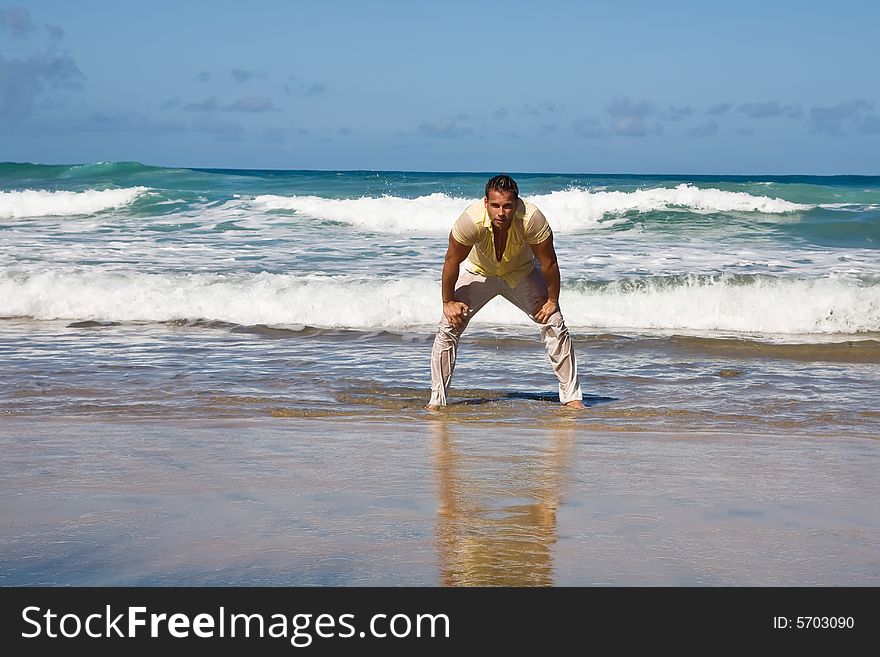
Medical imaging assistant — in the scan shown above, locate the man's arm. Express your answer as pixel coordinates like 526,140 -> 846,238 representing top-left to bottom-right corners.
529,234 -> 561,324
441,233 -> 473,328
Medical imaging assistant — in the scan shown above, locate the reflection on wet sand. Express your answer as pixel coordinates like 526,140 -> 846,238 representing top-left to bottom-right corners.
430,419 -> 575,586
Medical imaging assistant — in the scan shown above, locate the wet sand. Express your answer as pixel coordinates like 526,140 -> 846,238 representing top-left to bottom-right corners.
1,415 -> 877,586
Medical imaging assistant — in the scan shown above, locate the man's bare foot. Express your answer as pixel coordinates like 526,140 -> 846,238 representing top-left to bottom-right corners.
425,403 -> 442,411
563,400 -> 586,409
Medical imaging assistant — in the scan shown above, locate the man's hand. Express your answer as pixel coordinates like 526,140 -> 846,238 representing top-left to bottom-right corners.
443,301 -> 470,328
533,299 -> 558,324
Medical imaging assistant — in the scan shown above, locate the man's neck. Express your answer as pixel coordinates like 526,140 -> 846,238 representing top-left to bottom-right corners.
492,220 -> 510,235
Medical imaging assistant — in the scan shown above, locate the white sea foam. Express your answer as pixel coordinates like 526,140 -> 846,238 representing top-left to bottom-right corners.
0,187 -> 149,219
561,275 -> 879,334
529,185 -> 813,230
2,269 -> 877,335
250,185 -> 814,233
252,192 -> 469,232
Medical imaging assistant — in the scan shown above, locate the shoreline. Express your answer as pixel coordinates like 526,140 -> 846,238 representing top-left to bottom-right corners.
2,416 -> 877,586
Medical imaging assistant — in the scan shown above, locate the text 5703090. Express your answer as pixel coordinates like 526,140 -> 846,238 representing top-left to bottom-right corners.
773,616 -> 854,630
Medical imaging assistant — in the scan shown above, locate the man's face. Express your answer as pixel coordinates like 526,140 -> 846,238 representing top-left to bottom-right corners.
484,190 -> 518,229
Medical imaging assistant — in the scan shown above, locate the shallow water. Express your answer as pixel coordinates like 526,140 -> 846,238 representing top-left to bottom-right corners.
2,318 -> 878,439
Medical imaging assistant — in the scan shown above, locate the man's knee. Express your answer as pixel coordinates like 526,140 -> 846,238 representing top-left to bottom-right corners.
539,312 -> 567,331
435,323 -> 462,345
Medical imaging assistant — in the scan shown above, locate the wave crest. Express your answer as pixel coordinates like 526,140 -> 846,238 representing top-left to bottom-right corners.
0,187 -> 150,219
251,184 -> 813,233
252,192 -> 468,232
2,269 -> 876,336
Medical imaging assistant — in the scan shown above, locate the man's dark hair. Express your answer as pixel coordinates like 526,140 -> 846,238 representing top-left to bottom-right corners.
485,174 -> 519,198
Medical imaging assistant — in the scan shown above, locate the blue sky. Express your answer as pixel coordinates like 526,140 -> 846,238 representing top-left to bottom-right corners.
2,0 -> 878,173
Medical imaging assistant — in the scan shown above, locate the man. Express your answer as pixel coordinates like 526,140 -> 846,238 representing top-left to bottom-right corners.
427,174 -> 585,410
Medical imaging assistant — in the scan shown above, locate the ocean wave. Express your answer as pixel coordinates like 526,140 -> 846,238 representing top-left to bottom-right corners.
530,185 -> 813,228
252,192 -> 469,232
251,184 -> 815,233
2,269 -> 877,335
0,161 -> 162,177
562,274 -> 879,334
0,187 -> 150,219
63,161 -> 165,176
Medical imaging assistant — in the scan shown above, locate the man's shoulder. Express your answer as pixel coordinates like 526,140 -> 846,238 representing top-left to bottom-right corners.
452,201 -> 486,245
520,199 -> 551,243
521,199 -> 540,217
461,200 -> 485,220
456,200 -> 488,234
519,200 -> 546,227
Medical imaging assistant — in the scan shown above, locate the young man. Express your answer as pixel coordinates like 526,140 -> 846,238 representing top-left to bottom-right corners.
427,174 -> 584,410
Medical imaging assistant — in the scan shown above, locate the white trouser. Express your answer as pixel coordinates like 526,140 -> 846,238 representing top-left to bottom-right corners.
429,266 -> 582,407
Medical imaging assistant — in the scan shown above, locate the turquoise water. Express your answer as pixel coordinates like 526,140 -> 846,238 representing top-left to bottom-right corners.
1,162 -> 878,432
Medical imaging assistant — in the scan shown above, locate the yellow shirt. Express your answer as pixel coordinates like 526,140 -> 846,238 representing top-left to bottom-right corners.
451,198 -> 552,287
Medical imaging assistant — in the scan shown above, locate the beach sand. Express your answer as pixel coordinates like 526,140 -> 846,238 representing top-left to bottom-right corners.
2,414 -> 877,586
